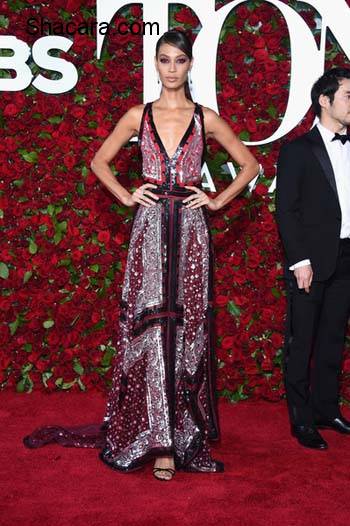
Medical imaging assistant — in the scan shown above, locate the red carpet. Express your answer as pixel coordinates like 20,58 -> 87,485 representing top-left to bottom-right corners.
1,392 -> 350,526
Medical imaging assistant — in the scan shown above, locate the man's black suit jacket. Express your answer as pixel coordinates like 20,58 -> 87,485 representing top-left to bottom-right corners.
276,125 -> 342,282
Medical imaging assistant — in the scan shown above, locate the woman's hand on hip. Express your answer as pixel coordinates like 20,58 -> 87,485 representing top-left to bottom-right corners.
124,183 -> 159,207
183,186 -> 220,210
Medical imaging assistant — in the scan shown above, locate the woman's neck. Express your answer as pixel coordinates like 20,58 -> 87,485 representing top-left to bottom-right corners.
156,89 -> 192,109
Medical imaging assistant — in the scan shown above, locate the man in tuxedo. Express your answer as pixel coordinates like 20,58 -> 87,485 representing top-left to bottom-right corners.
276,67 -> 350,449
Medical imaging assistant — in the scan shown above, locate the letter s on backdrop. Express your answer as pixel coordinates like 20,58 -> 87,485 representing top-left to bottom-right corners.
0,35 -> 78,93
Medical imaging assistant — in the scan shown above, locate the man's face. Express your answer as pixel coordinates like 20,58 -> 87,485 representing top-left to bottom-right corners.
321,78 -> 350,127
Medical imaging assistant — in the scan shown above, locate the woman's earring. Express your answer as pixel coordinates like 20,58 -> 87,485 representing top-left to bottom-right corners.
188,70 -> 193,85
157,72 -> 160,84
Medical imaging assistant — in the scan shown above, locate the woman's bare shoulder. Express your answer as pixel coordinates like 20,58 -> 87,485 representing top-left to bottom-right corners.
119,103 -> 147,135
200,105 -> 219,120
122,103 -> 146,121
199,105 -> 220,136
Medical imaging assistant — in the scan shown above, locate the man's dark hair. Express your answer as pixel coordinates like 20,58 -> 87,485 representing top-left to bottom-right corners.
311,67 -> 350,117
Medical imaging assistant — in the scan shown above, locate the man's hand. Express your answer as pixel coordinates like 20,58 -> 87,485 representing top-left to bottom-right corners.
294,264 -> 313,293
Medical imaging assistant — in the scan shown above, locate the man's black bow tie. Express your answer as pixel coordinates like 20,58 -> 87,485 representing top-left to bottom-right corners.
332,132 -> 350,145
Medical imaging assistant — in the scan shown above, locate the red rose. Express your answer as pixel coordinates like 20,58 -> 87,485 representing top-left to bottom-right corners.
97,230 -> 110,243
254,183 -> 268,196
247,246 -> 262,267
246,116 -> 258,133
249,13 -> 260,26
130,5 -> 142,17
215,295 -> 229,307
254,37 -> 266,49
4,104 -> 19,116
253,48 -> 269,62
271,333 -> 284,349
66,0 -> 84,11
221,336 -> 235,350
174,8 -> 199,27
236,5 -> 250,19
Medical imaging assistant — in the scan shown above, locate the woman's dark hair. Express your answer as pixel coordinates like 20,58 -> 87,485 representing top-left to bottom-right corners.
311,67 -> 350,117
155,29 -> 193,101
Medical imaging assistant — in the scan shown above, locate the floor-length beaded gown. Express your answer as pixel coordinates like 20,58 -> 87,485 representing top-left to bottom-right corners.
23,101 -> 224,473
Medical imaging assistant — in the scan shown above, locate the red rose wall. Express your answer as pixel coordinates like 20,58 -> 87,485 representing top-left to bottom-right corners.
1,0 -> 350,403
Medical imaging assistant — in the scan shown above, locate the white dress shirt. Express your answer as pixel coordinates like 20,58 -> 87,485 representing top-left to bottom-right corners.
289,122 -> 350,271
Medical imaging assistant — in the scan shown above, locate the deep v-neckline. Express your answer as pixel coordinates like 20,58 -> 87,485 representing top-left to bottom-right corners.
149,101 -> 197,161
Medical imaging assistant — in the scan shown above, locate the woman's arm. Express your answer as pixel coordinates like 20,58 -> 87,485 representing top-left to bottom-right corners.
184,107 -> 259,210
90,105 -> 159,208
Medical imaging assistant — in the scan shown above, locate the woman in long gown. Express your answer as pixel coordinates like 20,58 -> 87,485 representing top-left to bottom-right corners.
23,29 -> 259,481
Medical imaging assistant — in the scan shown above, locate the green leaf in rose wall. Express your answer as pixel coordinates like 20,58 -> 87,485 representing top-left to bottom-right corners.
16,378 -> 26,393
77,377 -> 86,391
81,165 -> 89,177
70,271 -> 80,285
23,270 -> 32,283
62,380 -> 77,390
0,15 -> 9,28
239,130 -> 250,141
55,377 -> 63,387
73,359 -> 84,375
267,104 -> 277,119
268,201 -> 276,213
76,181 -> 85,196
0,261 -> 9,279
20,150 -> 38,164
245,317 -> 255,331
101,346 -> 116,367
47,204 -> 55,216
74,93 -> 87,104
0,68 -> 11,79
53,220 -> 67,244
42,371 -> 53,387
9,315 -> 20,335
43,319 -> 55,329
273,349 -> 284,366
91,319 -> 106,331
48,115 -> 64,124
16,362 -> 34,393
22,363 -> 33,375
28,239 -> 37,254
8,0 -> 25,11
227,300 -> 241,317
26,375 -> 34,392
12,178 -> 24,187
23,343 -> 32,352
58,8 -> 72,21
38,131 -> 52,139
97,284 -> 108,298
57,258 -> 71,267
271,287 -> 281,299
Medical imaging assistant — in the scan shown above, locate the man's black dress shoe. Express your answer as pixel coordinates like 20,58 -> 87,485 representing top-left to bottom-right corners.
315,416 -> 350,434
291,424 -> 328,449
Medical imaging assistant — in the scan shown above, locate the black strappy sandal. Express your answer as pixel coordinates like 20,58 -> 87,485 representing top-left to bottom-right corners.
152,467 -> 175,481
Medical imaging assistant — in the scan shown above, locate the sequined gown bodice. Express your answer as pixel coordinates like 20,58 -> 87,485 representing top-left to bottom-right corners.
23,101 -> 223,474
140,101 -> 205,188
